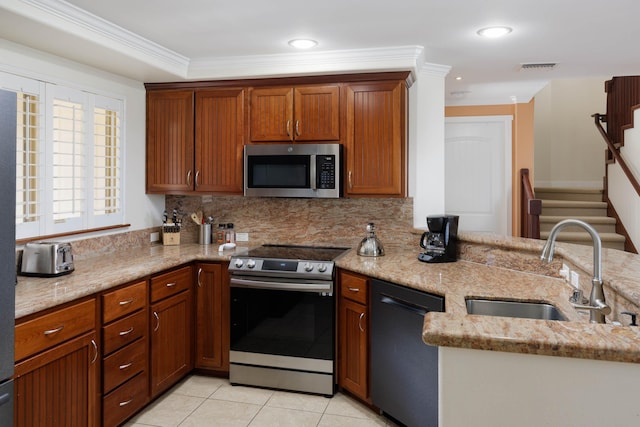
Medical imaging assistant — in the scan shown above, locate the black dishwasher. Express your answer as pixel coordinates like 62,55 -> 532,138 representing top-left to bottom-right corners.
371,279 -> 444,427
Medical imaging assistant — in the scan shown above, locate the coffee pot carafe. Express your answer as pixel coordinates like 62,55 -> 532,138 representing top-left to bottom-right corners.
418,215 -> 459,263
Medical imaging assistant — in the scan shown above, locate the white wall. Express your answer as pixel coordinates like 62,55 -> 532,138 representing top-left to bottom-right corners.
609,107 -> 640,249
0,39 -> 164,233
534,78 -> 608,188
411,64 -> 449,228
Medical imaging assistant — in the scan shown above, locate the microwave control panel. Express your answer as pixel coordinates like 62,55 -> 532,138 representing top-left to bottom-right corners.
316,155 -> 336,189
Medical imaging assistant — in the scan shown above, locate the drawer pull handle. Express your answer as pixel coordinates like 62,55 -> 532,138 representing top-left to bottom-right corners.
286,120 -> 291,137
197,268 -> 202,287
358,312 -> 366,332
166,282 -> 177,288
119,327 -> 134,336
119,362 -> 133,370
295,120 -> 300,137
119,299 -> 134,306
91,339 -> 98,364
119,397 -> 133,407
44,325 -> 64,335
347,287 -> 360,293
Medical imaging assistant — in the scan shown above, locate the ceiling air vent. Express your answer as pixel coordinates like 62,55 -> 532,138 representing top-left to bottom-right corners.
520,63 -> 557,70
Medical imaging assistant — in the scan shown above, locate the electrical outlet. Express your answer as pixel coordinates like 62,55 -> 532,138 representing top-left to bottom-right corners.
559,263 -> 570,280
570,270 -> 580,288
236,232 -> 249,242
150,232 -> 160,242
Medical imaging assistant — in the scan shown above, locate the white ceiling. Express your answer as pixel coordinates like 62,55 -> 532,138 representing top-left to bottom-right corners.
1,0 -> 639,105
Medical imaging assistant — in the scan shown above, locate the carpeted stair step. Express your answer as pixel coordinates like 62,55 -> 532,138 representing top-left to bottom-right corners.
535,187 -> 603,202
540,230 -> 625,251
539,215 -> 617,234
540,199 -> 608,217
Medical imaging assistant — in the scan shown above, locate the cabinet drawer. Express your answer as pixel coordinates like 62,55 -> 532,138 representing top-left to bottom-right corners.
151,266 -> 192,303
103,371 -> 149,427
102,309 -> 147,356
15,298 -> 96,362
103,337 -> 147,394
102,280 -> 147,324
340,271 -> 369,305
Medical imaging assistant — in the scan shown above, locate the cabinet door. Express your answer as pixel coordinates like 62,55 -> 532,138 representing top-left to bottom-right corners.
249,87 -> 293,142
344,81 -> 406,196
294,85 -> 340,141
195,89 -> 245,194
14,331 -> 99,427
150,290 -> 192,398
146,90 -> 195,193
195,263 -> 229,371
338,298 -> 369,401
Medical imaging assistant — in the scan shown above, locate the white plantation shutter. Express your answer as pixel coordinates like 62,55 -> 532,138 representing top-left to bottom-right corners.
1,71 -> 125,239
92,95 -> 123,226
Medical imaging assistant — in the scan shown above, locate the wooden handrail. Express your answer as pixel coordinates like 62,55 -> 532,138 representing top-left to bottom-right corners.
520,168 -> 541,239
592,113 -> 640,197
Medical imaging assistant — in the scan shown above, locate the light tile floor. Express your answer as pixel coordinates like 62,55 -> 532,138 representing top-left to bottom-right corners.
125,375 -> 398,427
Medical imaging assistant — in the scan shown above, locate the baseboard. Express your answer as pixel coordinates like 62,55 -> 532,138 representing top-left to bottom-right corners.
534,180 -> 603,189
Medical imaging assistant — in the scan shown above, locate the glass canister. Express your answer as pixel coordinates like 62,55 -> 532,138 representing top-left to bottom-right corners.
216,224 -> 226,244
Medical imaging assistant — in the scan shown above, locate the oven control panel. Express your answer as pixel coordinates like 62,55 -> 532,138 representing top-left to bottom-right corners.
229,257 -> 335,280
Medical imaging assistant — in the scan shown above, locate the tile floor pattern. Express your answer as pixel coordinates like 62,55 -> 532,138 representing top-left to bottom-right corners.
125,375 -> 399,427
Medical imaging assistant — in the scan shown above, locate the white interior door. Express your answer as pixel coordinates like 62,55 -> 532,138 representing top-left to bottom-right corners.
444,116 -> 512,235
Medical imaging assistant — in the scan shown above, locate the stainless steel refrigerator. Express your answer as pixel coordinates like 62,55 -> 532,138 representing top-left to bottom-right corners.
0,89 -> 16,425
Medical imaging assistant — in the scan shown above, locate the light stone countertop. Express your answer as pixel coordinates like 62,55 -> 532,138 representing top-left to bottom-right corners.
14,232 -> 640,364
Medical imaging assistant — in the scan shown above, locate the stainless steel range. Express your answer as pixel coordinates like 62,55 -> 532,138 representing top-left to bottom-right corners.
228,244 -> 348,396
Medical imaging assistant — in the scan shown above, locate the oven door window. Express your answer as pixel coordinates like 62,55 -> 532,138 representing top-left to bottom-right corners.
247,155 -> 310,189
231,287 -> 334,360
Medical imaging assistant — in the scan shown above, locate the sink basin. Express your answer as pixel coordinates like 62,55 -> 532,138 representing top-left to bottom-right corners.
466,298 -> 567,321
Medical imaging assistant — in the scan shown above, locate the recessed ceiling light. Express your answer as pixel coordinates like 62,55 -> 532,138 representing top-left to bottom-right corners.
455,76 -> 462,81
288,39 -> 318,49
477,26 -> 512,38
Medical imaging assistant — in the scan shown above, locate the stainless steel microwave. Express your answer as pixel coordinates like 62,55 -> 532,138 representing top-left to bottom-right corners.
244,143 -> 343,198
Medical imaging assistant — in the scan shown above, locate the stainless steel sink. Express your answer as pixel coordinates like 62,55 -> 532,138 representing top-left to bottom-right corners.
466,298 -> 567,321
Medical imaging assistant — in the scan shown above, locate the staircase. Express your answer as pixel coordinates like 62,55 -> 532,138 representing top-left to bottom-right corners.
536,187 -> 626,250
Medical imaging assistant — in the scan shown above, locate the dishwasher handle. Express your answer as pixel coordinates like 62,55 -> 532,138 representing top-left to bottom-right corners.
379,295 -> 428,316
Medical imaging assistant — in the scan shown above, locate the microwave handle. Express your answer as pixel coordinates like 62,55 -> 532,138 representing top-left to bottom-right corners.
310,155 -> 317,190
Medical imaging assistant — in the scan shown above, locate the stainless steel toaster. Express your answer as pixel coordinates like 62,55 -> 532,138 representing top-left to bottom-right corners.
21,242 -> 75,277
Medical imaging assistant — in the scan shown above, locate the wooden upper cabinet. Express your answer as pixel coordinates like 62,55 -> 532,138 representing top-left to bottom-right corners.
343,80 -> 407,197
195,88 -> 245,194
249,85 -> 340,142
146,90 -> 194,193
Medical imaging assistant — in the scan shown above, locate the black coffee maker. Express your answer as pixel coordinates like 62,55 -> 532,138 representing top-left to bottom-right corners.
418,215 -> 459,263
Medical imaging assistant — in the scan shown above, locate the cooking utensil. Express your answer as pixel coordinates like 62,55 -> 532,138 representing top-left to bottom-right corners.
190,212 -> 201,225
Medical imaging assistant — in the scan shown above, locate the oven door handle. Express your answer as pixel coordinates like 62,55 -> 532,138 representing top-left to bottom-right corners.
230,277 -> 332,292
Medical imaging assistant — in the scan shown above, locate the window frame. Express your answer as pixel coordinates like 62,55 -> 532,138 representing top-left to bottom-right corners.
1,71 -> 126,240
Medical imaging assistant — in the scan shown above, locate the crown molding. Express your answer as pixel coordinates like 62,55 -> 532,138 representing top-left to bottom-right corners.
187,45 -> 425,80
18,0 -> 189,72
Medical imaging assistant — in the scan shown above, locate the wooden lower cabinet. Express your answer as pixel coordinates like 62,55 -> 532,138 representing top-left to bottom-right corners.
195,263 -> 229,371
14,298 -> 99,427
337,270 -> 370,402
14,331 -> 99,426
101,280 -> 149,427
150,285 -> 193,398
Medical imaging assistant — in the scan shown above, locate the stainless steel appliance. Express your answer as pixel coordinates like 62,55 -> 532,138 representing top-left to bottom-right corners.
371,279 -> 444,427
419,214 -> 459,263
244,143 -> 343,198
228,245 -> 348,396
20,241 -> 75,277
0,89 -> 16,425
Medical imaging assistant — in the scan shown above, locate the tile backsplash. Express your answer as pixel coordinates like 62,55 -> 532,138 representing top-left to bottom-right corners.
166,195 -> 416,248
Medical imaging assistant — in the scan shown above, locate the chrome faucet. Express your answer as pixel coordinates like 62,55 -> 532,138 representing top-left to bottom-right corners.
540,219 -> 611,323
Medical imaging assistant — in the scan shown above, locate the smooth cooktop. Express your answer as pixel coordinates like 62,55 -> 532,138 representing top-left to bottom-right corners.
241,245 -> 350,262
